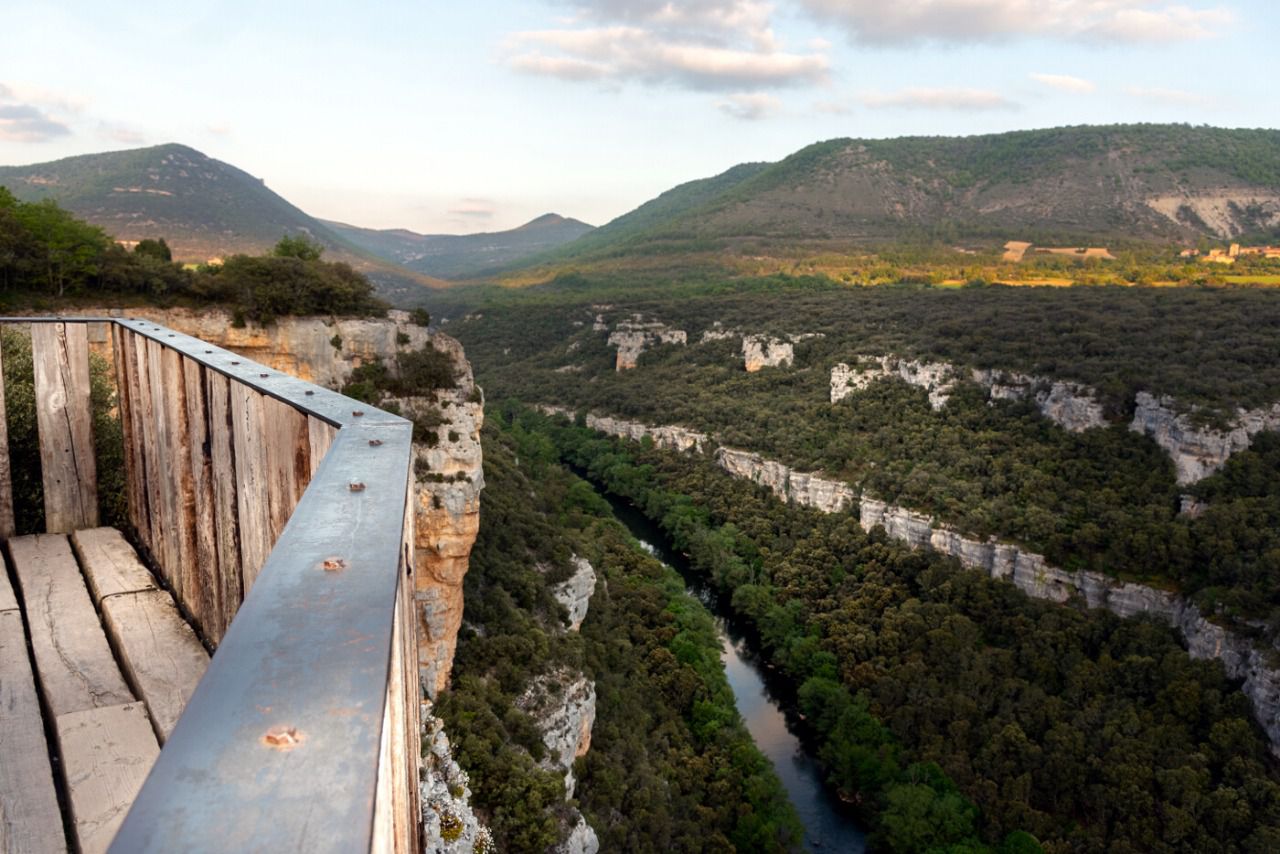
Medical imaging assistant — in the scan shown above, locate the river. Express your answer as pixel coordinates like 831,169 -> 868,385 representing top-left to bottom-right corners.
600,493 -> 868,853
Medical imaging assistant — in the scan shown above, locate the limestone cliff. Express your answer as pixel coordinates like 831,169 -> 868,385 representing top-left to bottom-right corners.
392,336 -> 486,698
603,315 -> 687,370
568,407 -> 1280,756
78,306 -> 428,387
519,671 -> 598,799
554,556 -> 597,632
830,356 -> 957,409
1130,391 -> 1280,484
420,702 -> 491,854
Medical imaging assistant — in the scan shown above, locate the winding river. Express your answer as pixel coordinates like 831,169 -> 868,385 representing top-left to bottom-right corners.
601,493 -> 868,853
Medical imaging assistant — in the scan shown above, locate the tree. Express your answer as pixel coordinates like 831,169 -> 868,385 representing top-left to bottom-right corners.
134,237 -> 172,262
273,234 -> 324,261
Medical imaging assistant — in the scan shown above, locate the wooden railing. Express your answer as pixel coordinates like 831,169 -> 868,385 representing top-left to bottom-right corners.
0,317 -> 421,853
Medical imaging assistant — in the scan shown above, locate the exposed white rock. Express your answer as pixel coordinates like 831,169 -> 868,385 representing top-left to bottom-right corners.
1130,391 -> 1280,484
520,672 -> 597,799
742,335 -> 794,372
829,356 -> 956,409
605,316 -> 687,370
556,813 -> 600,854
554,557 -> 597,631
700,322 -> 739,342
714,448 -> 854,513
421,700 -> 491,853
585,413 -> 709,453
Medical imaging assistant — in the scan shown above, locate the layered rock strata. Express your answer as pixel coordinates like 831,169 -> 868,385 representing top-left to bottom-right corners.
571,408 -> 1280,755
1130,391 -> 1280,484
584,413 -> 709,453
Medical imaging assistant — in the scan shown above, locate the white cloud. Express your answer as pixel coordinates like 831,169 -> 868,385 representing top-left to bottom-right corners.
798,1 -> 1233,46
1124,85 -> 1211,105
860,87 -> 1018,111
505,2 -> 827,91
0,83 -> 74,142
447,198 -> 498,220
717,91 -> 780,119
1030,72 -> 1096,93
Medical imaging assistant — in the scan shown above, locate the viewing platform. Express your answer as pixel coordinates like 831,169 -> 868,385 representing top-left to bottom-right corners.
0,317 -> 421,852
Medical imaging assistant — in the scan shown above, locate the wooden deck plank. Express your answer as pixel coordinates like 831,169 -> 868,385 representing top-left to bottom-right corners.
101,590 -> 209,743
0,609 -> 67,854
7,534 -> 134,718
31,322 -> 98,533
55,702 -> 158,854
71,527 -> 157,605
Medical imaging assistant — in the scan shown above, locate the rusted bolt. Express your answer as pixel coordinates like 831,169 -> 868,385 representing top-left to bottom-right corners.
352,410 -> 365,417
368,438 -> 383,447
349,482 -> 366,492
259,372 -> 269,378
261,726 -> 305,751
321,557 -> 347,572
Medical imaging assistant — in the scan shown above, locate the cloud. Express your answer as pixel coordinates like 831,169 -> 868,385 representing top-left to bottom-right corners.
0,103 -> 72,142
447,198 -> 497,220
206,122 -> 233,137
1124,85 -> 1211,105
860,87 -> 1018,111
1030,72 -> 1096,93
717,91 -> 780,119
797,1 -> 1233,46
505,1 -> 828,91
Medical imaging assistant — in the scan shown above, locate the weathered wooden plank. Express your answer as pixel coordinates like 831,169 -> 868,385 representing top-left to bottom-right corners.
7,534 -> 134,717
0,337 -> 14,539
0,548 -> 17,613
32,322 -> 98,533
112,327 -> 148,546
205,369 -> 242,643
181,356 -> 219,638
262,396 -> 310,546
131,333 -> 164,569
144,339 -> 179,593
56,701 -> 159,854
159,348 -> 198,621
308,416 -> 337,478
0,609 -> 67,854
70,527 -> 157,605
101,590 -> 210,743
230,382 -> 270,592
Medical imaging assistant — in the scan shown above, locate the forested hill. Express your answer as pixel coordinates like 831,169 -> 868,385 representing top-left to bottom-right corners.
534,124 -> 1280,264
326,212 -> 594,280
0,143 -> 445,303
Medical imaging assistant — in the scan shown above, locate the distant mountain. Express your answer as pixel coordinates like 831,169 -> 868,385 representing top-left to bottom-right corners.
0,143 -> 446,302
532,124 -> 1280,265
326,213 -> 594,280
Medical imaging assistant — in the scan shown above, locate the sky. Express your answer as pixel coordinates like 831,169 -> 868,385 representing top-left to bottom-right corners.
1,1 -> 1277,234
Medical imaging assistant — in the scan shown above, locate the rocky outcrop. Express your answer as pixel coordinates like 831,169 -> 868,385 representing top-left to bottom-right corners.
1130,391 -> 1280,484
714,447 -> 855,513
742,335 -> 794,372
556,814 -> 600,854
554,557 -> 597,631
520,672 -> 597,799
700,322 -> 739,342
77,306 -> 428,388
833,357 -> 1106,431
395,336 -> 486,699
421,701 -> 491,853
830,356 -> 957,409
585,413 -> 709,453
605,316 -> 687,370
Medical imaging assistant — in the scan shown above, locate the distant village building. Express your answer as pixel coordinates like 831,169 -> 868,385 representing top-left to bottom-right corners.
1183,244 -> 1280,264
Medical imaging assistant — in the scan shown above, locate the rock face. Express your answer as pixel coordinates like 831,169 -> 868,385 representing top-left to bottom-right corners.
78,306 -> 428,388
585,413 -> 709,453
394,335 -> 486,699
1130,391 -> 1280,484
421,701 -> 491,853
554,557 -> 597,631
575,408 -> 1280,756
833,357 -> 1106,431
556,814 -> 600,854
605,316 -> 687,370
700,322 -> 738,342
742,335 -> 794,372
520,672 -> 597,799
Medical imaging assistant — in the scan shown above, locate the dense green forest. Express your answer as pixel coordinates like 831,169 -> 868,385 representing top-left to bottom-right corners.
516,407 -> 1280,853
0,188 -> 385,321
452,282 -> 1280,631
437,421 -> 802,851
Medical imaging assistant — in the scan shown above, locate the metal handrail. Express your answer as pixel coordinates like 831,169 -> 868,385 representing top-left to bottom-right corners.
1,316 -> 417,851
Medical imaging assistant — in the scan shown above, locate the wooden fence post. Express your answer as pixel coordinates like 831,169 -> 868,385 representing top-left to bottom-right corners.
31,322 -> 97,533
